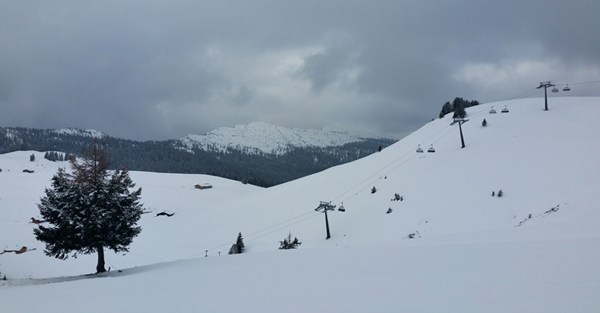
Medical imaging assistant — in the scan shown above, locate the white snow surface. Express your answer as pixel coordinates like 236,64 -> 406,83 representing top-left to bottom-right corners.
179,121 -> 388,155
1,97 -> 599,312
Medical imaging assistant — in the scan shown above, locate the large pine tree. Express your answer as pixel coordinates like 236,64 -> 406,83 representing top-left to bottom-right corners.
34,144 -> 144,273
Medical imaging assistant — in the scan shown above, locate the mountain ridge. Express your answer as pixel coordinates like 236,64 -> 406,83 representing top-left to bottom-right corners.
0,123 -> 395,186
179,121 -> 394,155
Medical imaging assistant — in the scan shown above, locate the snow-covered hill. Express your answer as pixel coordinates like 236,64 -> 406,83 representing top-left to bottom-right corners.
178,121 -> 392,155
1,97 -> 599,312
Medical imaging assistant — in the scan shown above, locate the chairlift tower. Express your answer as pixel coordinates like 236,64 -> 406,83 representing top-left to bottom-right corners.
536,81 -> 555,111
450,118 -> 469,149
315,201 -> 336,239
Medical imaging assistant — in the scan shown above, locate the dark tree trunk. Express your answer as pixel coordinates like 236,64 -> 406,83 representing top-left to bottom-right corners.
96,246 -> 106,273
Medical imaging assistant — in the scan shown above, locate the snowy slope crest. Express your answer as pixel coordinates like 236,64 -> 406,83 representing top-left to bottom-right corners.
178,122 -> 390,155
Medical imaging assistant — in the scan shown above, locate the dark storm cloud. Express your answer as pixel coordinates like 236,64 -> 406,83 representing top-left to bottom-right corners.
1,0 -> 598,140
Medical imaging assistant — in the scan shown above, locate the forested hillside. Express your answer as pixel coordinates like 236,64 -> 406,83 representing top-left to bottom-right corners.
0,126 -> 394,186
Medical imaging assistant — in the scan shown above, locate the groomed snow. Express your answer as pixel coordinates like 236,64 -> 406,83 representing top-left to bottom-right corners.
1,97 -> 599,312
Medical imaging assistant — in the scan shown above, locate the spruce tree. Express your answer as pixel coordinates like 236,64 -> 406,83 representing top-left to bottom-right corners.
34,144 -> 144,273
439,101 -> 453,118
229,232 -> 245,254
279,232 -> 302,250
452,102 -> 467,118
235,232 -> 245,253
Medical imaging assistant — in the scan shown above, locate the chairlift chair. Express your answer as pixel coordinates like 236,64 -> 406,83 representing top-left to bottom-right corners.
427,144 -> 435,153
563,85 -> 571,91
501,106 -> 509,113
338,203 -> 346,212
416,145 -> 424,153
489,106 -> 497,114
551,87 -> 559,93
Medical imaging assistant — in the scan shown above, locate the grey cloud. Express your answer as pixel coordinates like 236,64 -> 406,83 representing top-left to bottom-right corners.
1,0 -> 599,140
296,38 -> 361,93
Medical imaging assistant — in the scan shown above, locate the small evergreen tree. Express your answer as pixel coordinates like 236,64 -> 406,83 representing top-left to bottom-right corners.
229,232 -> 245,255
482,119 -> 487,127
439,101 -> 453,119
279,232 -> 302,250
371,186 -> 377,194
30,154 -> 35,162
34,144 -> 144,273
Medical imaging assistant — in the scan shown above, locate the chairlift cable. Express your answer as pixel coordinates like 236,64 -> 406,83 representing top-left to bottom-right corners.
190,85 -> 580,259
196,212 -> 323,258
241,213 -> 322,245
187,210 -> 321,258
558,80 -> 600,86
244,82 -> 588,243
330,87 -> 538,206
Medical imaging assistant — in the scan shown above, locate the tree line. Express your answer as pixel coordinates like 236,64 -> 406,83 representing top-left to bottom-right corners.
439,97 -> 480,119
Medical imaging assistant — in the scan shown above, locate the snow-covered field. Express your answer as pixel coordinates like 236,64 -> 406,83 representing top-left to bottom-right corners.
1,97 -> 599,312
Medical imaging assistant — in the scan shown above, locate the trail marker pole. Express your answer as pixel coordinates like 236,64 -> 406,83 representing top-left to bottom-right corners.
315,201 -> 336,239
536,81 -> 554,111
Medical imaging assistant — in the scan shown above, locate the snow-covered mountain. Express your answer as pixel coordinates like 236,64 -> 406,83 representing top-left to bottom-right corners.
178,122 -> 392,155
1,97 -> 599,312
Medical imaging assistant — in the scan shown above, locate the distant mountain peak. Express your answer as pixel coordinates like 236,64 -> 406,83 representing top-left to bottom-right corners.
178,122 -> 392,155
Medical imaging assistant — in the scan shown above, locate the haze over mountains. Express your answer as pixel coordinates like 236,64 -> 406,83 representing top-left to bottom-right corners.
1,97 -> 599,312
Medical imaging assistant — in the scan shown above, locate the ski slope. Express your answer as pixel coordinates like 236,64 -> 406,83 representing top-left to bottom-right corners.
1,97 -> 599,312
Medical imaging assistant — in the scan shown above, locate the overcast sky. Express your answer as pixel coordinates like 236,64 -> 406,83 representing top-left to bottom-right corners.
1,0 -> 599,140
